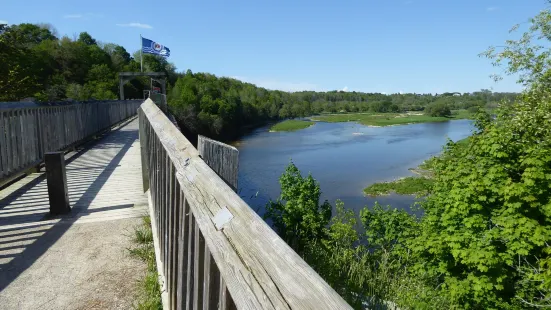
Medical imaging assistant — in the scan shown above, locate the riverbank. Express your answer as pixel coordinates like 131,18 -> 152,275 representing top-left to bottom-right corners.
270,119 -> 315,132
363,176 -> 434,196
363,137 -> 470,197
311,109 -> 473,127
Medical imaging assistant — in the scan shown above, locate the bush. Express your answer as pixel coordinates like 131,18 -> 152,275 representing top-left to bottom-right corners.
425,101 -> 451,117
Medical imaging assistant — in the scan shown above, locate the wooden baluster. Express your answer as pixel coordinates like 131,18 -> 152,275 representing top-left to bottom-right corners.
203,247 -> 220,310
193,225 -> 205,310
186,212 -> 196,309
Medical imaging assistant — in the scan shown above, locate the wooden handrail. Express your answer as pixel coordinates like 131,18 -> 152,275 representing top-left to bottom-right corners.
0,100 -> 142,185
138,98 -> 352,310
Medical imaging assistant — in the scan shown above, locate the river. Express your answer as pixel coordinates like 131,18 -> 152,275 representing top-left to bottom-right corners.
232,119 -> 474,215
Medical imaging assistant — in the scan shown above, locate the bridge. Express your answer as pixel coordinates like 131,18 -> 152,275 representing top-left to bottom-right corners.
0,97 -> 352,309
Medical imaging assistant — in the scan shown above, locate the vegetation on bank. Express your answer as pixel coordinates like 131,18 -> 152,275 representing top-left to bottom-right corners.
311,112 -> 449,126
270,120 -> 314,132
265,7 -> 551,308
364,137 -> 471,197
363,176 -> 434,196
128,217 -> 162,310
311,109 -> 476,127
0,22 -> 515,142
265,162 -> 455,308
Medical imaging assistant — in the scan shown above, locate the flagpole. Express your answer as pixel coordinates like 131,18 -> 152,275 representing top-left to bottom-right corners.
140,34 -> 143,72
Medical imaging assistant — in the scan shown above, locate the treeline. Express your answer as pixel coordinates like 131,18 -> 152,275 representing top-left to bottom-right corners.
1,22 -> 517,142
168,71 -> 517,140
0,23 -> 175,102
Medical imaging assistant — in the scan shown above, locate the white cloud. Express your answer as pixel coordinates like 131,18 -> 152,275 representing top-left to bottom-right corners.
64,13 -> 103,20
487,7 -> 498,12
64,14 -> 83,19
116,22 -> 153,29
231,76 -> 320,92
0,20 -> 8,24
342,86 -> 349,92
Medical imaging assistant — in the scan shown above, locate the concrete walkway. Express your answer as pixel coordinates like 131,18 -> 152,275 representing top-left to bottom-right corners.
0,118 -> 148,309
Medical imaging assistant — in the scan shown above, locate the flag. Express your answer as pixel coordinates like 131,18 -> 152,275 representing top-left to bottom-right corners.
141,37 -> 170,57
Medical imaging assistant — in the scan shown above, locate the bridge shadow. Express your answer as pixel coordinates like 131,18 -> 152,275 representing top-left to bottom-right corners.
0,125 -> 140,292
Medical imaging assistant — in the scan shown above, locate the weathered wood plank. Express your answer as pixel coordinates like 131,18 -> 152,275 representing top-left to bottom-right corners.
11,110 -> 18,172
170,176 -> 181,310
0,100 -> 142,184
0,111 -> 6,177
138,108 -> 150,192
5,111 -> 12,174
197,135 -> 239,191
176,195 -> 189,310
160,151 -> 166,275
203,248 -> 220,310
193,225 -> 205,310
167,161 -> 175,303
140,99 -> 351,310
44,152 -> 70,215
186,212 -> 196,309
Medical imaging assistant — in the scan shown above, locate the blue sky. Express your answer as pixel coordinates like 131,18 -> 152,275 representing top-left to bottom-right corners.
2,0 -> 548,93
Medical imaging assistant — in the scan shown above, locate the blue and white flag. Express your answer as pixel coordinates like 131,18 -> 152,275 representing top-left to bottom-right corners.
142,37 -> 170,57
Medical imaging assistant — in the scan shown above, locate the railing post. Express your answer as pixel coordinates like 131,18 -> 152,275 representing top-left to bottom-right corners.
197,135 -> 239,308
45,152 -> 71,215
197,135 -> 239,191
139,108 -> 150,192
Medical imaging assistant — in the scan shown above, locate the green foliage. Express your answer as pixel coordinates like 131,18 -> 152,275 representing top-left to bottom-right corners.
265,161 -> 332,252
0,23 -> 175,102
361,203 -> 419,254
167,69 -> 516,140
270,120 -> 314,132
311,111 -> 466,127
425,101 -> 452,117
363,176 -> 434,196
266,163 -> 456,309
401,7 -> 551,308
1,21 -> 517,143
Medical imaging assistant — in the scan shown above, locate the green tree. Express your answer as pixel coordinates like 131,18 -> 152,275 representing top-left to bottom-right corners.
424,101 -> 451,117
409,7 -> 551,308
78,32 -> 97,46
265,161 -> 332,253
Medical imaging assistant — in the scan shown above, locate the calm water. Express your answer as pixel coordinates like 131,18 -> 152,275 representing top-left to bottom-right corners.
233,120 -> 474,214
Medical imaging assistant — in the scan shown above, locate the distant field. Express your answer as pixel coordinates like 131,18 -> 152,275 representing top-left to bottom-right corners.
270,120 -> 315,132
311,110 -> 474,127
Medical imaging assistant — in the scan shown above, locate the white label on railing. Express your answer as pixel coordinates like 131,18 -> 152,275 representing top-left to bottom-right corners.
213,206 -> 234,230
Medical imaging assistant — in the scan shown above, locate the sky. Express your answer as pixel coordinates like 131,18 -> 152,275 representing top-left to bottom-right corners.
2,0 -> 549,94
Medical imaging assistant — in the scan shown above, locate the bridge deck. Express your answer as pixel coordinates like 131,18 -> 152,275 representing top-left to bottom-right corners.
0,118 -> 148,309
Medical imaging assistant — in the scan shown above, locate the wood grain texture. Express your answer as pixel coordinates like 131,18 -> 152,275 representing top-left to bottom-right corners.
139,99 -> 352,310
0,111 -> 6,177
197,135 -> 239,191
0,100 -> 142,184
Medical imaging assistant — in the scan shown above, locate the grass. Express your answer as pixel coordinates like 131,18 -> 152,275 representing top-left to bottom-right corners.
270,119 -> 315,132
366,136 -> 471,197
311,110 -> 474,127
363,176 -> 435,196
451,109 -> 474,119
128,216 -> 163,310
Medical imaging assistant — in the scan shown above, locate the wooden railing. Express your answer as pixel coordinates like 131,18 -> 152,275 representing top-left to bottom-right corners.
138,98 -> 351,310
0,100 -> 142,183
